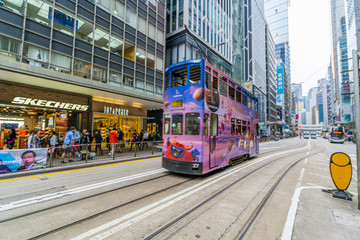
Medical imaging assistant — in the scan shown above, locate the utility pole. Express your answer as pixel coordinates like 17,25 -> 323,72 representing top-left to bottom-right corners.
352,50 -> 360,209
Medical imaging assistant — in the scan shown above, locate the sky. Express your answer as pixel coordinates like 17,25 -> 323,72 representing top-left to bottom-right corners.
288,0 -> 332,96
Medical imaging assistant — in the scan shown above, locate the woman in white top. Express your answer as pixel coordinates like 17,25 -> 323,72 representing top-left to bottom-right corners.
27,130 -> 34,149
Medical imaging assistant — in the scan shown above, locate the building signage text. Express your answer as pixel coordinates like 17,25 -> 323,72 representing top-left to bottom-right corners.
104,106 -> 129,116
11,97 -> 89,111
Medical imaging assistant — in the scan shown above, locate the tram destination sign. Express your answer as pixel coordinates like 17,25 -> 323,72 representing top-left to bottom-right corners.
11,97 -> 89,111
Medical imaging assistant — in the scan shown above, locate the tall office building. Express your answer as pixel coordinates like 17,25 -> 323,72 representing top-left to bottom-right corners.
265,24 -> 277,134
264,0 -> 291,83
165,0 -> 236,79
330,0 -> 353,126
0,0 -> 166,140
244,0 -> 267,125
291,83 -> 302,102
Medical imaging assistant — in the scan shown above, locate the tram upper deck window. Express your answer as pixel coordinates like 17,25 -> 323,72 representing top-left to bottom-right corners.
165,73 -> 170,90
213,75 -> 218,90
172,114 -> 183,135
189,66 -> 201,85
205,71 -> 211,89
185,113 -> 200,135
229,86 -> 235,100
164,114 -> 171,134
171,68 -> 188,88
236,90 -> 241,103
241,92 -> 246,105
219,80 -> 227,96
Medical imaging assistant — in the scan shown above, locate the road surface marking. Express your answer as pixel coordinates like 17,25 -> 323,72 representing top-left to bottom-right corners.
0,157 -> 161,184
261,146 -> 285,150
0,168 -> 166,212
309,172 -> 331,179
296,168 -> 305,188
73,146 -> 310,240
281,186 -> 324,240
304,158 -> 308,164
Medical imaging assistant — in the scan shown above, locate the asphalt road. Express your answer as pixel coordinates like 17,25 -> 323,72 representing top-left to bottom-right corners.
0,137 -> 358,240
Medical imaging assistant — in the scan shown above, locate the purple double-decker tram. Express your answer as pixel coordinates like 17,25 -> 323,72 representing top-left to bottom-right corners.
162,59 -> 259,175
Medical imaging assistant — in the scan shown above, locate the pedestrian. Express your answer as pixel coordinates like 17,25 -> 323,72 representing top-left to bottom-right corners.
61,127 -> 76,163
49,131 -> 58,156
142,129 -> 149,150
94,129 -> 103,155
117,128 -> 124,143
80,129 -> 92,152
130,130 -> 138,151
31,130 -> 41,148
108,127 -> 119,157
27,130 -> 34,149
5,129 -> 16,150
106,129 -> 111,150
73,128 -> 81,156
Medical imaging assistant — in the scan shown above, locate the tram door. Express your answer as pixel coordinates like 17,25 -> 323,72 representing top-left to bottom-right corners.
209,113 -> 218,169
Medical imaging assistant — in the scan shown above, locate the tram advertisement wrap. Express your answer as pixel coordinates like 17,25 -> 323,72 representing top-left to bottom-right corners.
0,148 -> 47,173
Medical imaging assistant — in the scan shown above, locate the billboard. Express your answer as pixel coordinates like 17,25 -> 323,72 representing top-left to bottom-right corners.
276,63 -> 284,106
0,148 -> 47,174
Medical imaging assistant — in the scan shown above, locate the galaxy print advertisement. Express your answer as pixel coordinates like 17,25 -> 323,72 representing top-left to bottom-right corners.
163,59 -> 259,175
0,148 -> 47,174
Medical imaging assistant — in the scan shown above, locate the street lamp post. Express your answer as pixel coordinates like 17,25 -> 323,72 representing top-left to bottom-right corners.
352,50 -> 360,209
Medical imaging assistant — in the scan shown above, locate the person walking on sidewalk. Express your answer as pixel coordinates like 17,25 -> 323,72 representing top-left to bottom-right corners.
61,127 -> 76,163
94,129 -> 103,155
108,127 -> 119,157
5,129 -> 16,150
27,130 -> 34,149
142,130 -> 149,150
31,130 -> 41,148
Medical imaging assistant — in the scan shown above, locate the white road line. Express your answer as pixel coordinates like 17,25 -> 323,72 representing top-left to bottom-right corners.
0,169 -> 167,212
73,146 -> 309,240
261,146 -> 285,150
304,158 -> 308,164
308,172 -> 331,179
296,168 -> 305,189
281,186 -> 324,240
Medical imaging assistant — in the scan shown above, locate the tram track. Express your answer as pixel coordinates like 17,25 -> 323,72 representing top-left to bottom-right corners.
142,140 -> 318,240
235,141 -> 327,240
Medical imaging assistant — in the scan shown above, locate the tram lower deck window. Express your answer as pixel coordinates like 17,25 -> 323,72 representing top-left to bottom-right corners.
185,113 -> 200,135
172,114 -> 183,135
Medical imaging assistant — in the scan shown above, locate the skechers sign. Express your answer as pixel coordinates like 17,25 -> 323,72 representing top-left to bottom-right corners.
11,97 -> 89,111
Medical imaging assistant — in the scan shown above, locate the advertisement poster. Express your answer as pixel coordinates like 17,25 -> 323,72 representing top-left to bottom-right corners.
0,148 -> 47,174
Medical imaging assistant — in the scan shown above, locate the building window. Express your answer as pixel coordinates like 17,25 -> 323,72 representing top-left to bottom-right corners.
147,52 -> 155,69
113,0 -> 125,19
135,78 -> 144,89
172,0 -> 177,31
0,35 -> 21,58
97,0 -> 111,10
93,65 -> 107,83
109,34 -> 123,56
52,6 -> 75,36
94,27 -> 109,51
137,17 -> 147,35
178,0 -> 184,28
124,41 -> 135,61
123,75 -> 134,86
157,29 -> 165,45
148,23 -> 156,40
22,44 -> 49,68
73,59 -> 91,78
126,8 -> 136,28
27,0 -> 52,26
146,82 -> 154,92
1,0 -> 25,15
50,52 -> 71,73
156,57 -> 163,72
109,71 -> 122,86
136,48 -> 146,65
156,85 -> 162,94
76,17 -> 94,44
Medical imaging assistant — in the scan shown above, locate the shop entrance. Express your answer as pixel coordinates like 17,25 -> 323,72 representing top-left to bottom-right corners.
0,105 -> 83,149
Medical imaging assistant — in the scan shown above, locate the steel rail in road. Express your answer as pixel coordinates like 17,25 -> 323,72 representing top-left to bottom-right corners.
143,141 -> 318,240
236,141 -> 327,240
14,139 -> 308,240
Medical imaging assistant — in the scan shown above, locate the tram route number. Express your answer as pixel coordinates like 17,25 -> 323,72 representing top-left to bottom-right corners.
192,163 -> 200,169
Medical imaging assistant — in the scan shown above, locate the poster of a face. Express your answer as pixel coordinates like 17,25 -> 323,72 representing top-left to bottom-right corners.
0,148 -> 47,173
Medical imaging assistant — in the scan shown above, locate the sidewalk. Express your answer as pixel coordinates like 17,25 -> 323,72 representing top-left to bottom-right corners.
287,187 -> 360,240
0,152 -> 162,181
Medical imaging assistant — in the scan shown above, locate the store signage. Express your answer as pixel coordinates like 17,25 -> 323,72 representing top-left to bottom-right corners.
0,117 -> 25,121
11,97 -> 89,111
104,106 -> 129,116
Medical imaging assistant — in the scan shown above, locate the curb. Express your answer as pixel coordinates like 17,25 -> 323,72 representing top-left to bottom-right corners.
0,154 -> 162,180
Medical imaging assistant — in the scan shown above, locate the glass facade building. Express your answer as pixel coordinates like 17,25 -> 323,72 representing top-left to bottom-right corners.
0,0 -> 166,96
165,0 -> 234,79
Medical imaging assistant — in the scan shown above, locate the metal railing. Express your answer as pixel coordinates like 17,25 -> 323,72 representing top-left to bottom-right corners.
46,141 -> 162,168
